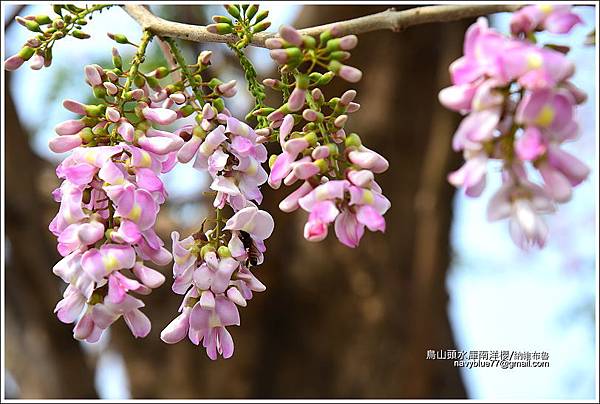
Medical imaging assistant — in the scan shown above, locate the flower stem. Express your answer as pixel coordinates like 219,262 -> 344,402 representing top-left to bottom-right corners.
163,37 -> 205,107
122,29 -> 154,95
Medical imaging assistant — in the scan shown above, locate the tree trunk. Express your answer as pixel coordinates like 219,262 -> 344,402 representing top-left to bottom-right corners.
112,5 -> 468,399
4,72 -> 98,399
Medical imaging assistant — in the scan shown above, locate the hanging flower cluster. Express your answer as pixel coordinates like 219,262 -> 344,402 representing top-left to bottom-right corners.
439,5 -> 589,249
255,24 -> 391,248
48,47 -> 181,341
5,4 -> 112,71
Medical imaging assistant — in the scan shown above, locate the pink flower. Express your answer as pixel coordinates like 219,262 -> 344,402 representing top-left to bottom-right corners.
447,150 -> 488,197
510,5 -> 582,35
487,179 -> 555,249
304,201 -> 339,242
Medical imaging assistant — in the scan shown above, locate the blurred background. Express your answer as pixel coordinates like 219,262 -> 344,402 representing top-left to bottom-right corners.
2,3 -> 597,400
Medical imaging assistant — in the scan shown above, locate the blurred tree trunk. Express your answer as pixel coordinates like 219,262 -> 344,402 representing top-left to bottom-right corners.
4,72 -> 98,398
112,5 -> 468,399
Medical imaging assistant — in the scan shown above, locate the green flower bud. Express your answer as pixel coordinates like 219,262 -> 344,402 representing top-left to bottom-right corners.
35,15 -> 52,25
314,158 -> 329,173
72,30 -> 90,39
252,21 -> 271,33
253,9 -> 269,24
225,4 -> 241,19
316,71 -> 335,85
193,125 -> 206,139
296,74 -> 309,90
200,244 -> 216,259
133,74 -> 146,88
268,154 -> 278,169
217,246 -> 232,258
252,107 -> 275,116
212,97 -> 225,112
52,18 -> 65,29
325,38 -> 342,53
319,29 -> 335,45
25,20 -> 41,32
207,77 -> 223,89
84,104 -> 105,117
76,18 -> 88,25
17,46 -> 35,61
246,5 -> 259,20
212,15 -> 232,24
145,75 -> 160,90
345,132 -> 362,148
213,23 -> 233,35
79,127 -> 94,143
180,104 -> 195,117
330,50 -> 350,61
327,143 -> 340,156
303,131 -> 318,146
108,32 -> 129,44
309,72 -> 323,82
302,36 -> 317,49
327,59 -> 343,74
93,85 -> 107,99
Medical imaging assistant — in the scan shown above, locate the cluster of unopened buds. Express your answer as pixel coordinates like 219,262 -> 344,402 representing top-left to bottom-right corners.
5,4 -> 113,71
439,4 -> 589,249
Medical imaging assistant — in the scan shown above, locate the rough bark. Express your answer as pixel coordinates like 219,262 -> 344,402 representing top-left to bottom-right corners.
4,72 -> 98,398
111,5 -> 468,399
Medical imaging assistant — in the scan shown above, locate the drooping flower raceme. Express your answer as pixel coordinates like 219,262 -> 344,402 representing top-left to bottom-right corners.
439,7 -> 589,249
259,24 -> 391,248
162,206 -> 273,359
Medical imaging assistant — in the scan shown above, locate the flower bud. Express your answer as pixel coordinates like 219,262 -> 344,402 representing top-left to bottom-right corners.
330,51 -> 351,61
72,30 -> 91,39
111,47 -> 123,69
17,46 -> 35,61
246,4 -> 259,20
52,18 -> 65,29
29,54 -> 44,70
279,25 -> 303,46
225,4 -> 241,19
265,38 -> 284,49
35,14 -> 52,24
269,47 -> 302,65
217,246 -> 232,258
334,115 -> 348,128
103,82 -> 118,96
252,21 -> 271,33
302,36 -> 317,49
347,102 -> 361,113
26,37 -> 41,48
288,87 -> 306,112
316,71 -> 335,86
212,15 -> 232,24
200,244 -> 216,260
329,60 -> 362,82
207,23 -> 233,34
345,132 -> 362,148
213,97 -> 226,112
106,107 -> 121,123
107,32 -> 130,44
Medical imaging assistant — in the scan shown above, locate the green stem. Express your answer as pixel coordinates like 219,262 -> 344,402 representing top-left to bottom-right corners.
122,29 -> 154,95
163,37 -> 205,107
214,208 -> 223,245
228,44 -> 268,128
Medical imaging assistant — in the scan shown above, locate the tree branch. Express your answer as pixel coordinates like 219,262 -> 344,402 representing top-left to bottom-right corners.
123,4 -> 522,48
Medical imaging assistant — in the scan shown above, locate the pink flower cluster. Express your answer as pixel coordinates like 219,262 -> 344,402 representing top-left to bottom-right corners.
162,206 -> 273,359
439,7 -> 589,249
50,143 -> 172,342
165,82 -> 274,359
263,25 -> 392,248
176,104 -> 269,211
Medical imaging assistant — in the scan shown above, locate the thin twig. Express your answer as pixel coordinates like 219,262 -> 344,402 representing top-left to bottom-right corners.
123,4 -> 522,48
